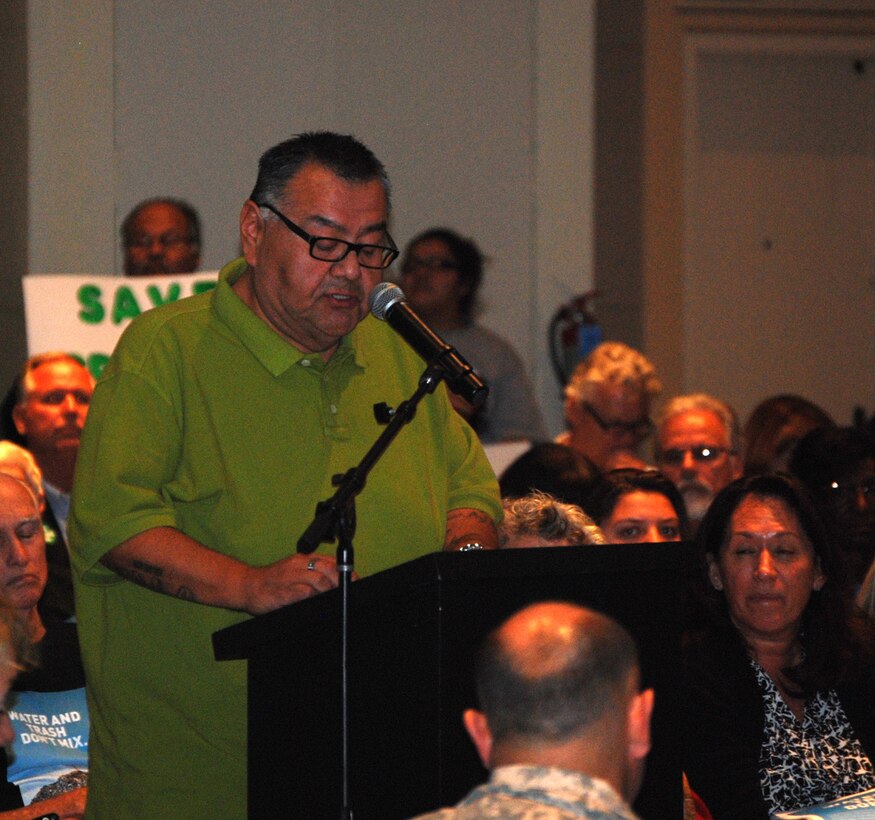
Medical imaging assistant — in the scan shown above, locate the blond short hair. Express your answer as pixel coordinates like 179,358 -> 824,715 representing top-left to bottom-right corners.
564,342 -> 661,405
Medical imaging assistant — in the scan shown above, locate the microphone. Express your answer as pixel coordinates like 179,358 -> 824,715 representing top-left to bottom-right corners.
369,282 -> 488,408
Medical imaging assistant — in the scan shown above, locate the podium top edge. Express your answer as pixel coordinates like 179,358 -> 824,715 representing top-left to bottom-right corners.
212,542 -> 695,661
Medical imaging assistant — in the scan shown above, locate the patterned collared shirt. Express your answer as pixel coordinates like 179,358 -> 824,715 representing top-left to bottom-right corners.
411,764 -> 640,819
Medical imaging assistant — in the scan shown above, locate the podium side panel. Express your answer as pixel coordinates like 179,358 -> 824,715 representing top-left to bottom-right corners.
245,581 -> 444,819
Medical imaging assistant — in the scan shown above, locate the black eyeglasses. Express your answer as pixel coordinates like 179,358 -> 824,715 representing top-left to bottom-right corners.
583,402 -> 653,439
257,202 -> 399,270
658,446 -> 729,466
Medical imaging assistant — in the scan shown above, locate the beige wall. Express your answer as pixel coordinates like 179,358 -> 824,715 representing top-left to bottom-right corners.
11,2 -> 870,436
684,34 -> 875,423
0,0 -> 29,388
2,0 -> 597,434
642,4 -> 875,426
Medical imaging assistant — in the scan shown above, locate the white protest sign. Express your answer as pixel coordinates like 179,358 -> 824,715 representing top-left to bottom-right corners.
22,272 -> 218,379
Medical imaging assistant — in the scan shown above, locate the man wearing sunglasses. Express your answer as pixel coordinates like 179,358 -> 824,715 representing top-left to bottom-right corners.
655,393 -> 742,533
69,132 -> 501,819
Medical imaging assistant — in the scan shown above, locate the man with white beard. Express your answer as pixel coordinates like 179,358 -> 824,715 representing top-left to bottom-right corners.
655,394 -> 742,535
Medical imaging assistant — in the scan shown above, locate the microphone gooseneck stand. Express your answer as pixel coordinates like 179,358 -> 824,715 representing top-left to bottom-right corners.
296,358 -> 456,820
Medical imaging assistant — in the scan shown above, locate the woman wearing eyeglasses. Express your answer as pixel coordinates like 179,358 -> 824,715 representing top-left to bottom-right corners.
398,228 -> 547,444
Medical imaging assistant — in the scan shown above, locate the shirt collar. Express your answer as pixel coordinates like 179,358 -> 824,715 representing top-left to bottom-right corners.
212,257 -> 368,375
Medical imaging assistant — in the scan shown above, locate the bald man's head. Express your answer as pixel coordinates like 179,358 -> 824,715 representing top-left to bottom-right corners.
461,602 -> 653,804
475,602 -> 639,745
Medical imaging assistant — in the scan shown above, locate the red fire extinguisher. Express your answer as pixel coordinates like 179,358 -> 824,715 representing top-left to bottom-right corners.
549,291 -> 602,387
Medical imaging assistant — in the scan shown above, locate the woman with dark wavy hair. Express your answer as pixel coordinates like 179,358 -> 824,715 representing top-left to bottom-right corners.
583,468 -> 689,544
683,474 -> 875,819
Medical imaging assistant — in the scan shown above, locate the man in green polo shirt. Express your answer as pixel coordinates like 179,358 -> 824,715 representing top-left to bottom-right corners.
69,132 -> 501,819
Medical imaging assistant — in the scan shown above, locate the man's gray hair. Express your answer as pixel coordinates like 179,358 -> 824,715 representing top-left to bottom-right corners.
564,341 -> 661,405
0,441 -> 44,503
656,393 -> 741,454
0,471 -> 41,518
249,131 -> 391,212
499,491 -> 605,546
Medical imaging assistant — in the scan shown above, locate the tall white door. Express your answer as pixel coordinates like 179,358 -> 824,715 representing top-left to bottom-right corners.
684,34 -> 875,424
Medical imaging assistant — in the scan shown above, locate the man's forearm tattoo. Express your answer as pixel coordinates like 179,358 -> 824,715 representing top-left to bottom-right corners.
445,508 -> 495,550
116,559 -> 198,603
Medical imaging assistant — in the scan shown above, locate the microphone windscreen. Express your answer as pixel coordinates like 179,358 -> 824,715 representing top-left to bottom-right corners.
369,281 -> 405,321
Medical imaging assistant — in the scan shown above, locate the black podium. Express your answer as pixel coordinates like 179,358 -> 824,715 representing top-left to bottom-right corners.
213,544 -> 690,819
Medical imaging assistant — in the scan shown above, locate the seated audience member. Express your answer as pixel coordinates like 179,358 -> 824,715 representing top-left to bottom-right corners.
398,228 -> 547,443
556,342 -> 661,471
498,442 -> 600,508
412,601 -> 653,819
0,443 -> 53,624
0,474 -> 88,817
790,426 -> 875,590
790,427 -> 875,586
121,197 -> 201,276
499,491 -> 605,548
656,394 -> 742,535
743,394 -> 833,475
8,354 -> 94,622
683,474 -> 875,819
584,469 -> 688,544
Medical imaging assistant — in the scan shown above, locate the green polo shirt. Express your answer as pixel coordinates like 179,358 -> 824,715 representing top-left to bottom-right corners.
69,258 -> 501,819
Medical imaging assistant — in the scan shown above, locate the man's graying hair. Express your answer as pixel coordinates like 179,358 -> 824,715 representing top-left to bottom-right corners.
475,606 -> 639,744
656,393 -> 742,455
249,131 -> 391,211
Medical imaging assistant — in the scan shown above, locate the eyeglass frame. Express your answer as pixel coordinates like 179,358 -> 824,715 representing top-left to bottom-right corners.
582,401 -> 654,439
657,445 -> 731,466
256,201 -> 399,270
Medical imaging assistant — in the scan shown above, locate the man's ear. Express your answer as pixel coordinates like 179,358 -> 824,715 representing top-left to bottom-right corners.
239,200 -> 266,266
11,404 -> 27,437
627,687 -> 654,763
462,708 -> 493,769
813,559 -> 827,592
563,395 -> 581,429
